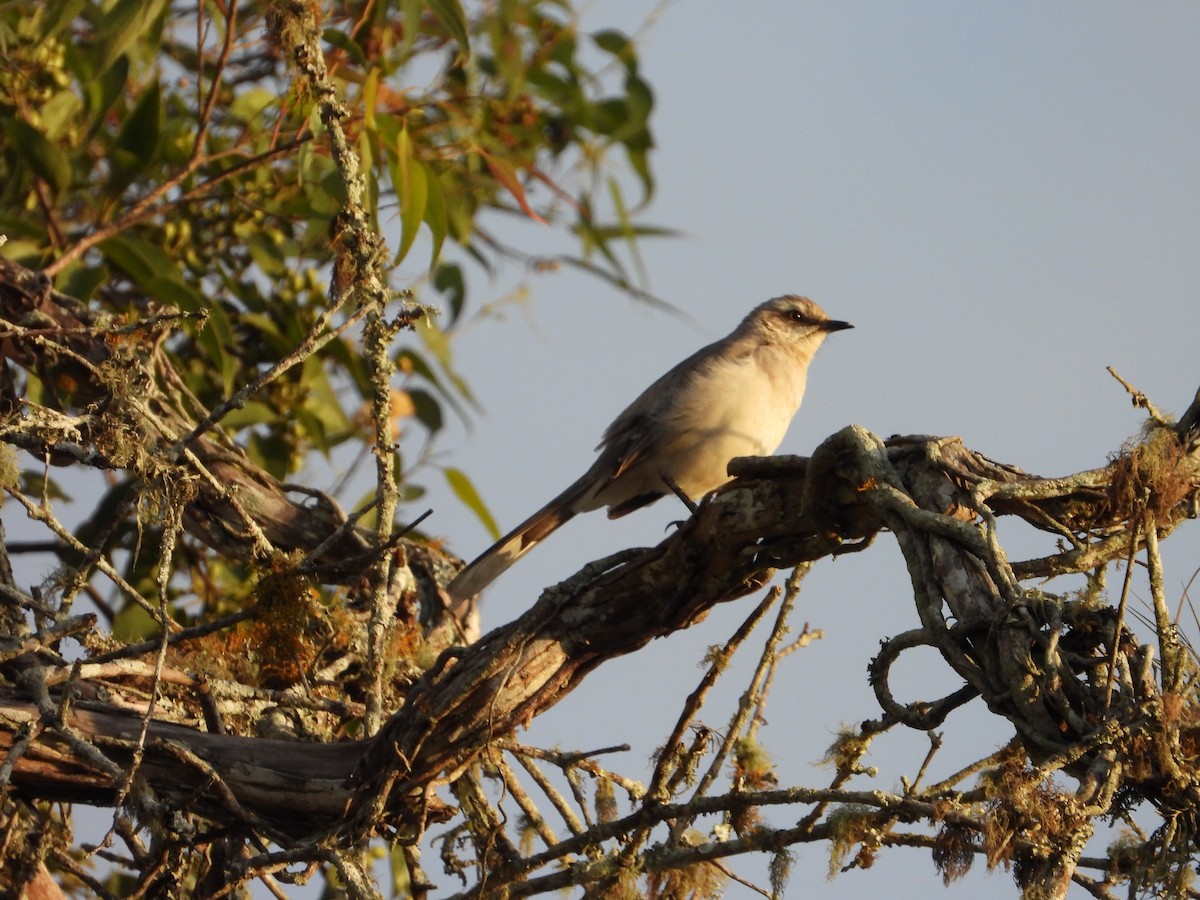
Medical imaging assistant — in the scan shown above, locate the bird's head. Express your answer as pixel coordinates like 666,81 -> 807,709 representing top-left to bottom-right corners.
744,295 -> 853,352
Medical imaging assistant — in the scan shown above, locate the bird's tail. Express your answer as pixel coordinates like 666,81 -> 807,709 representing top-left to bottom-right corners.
446,484 -> 584,604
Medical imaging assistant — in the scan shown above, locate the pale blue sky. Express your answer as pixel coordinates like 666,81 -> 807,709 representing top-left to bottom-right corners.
424,3 -> 1200,897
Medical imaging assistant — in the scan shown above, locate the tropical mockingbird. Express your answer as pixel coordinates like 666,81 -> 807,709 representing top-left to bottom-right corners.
447,294 -> 852,603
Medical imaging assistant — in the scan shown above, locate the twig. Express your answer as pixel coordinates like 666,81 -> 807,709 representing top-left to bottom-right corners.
109,492 -> 186,843
4,486 -> 176,631
693,566 -> 808,801
1105,511 -> 1141,709
646,585 -> 782,803
1107,366 -> 1169,426
904,730 -> 943,796
494,741 -> 643,801
511,750 -> 587,837
1144,509 -> 1183,692
491,754 -> 561,851
925,738 -> 1022,795
710,859 -> 772,898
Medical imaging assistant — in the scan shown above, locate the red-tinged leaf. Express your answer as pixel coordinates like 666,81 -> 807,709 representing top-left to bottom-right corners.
481,152 -> 546,224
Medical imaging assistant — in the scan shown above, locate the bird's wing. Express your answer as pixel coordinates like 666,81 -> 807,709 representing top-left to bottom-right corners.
594,338 -> 735,482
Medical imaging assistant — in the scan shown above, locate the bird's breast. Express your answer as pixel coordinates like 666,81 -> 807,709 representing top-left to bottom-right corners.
658,352 -> 808,497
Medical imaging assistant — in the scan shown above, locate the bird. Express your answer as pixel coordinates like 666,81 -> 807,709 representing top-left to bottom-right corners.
446,294 -> 852,603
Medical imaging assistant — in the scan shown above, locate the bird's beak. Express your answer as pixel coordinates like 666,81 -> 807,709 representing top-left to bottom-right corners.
823,320 -> 854,333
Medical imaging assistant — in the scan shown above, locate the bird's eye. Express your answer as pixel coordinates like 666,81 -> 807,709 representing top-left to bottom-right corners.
786,310 -> 810,324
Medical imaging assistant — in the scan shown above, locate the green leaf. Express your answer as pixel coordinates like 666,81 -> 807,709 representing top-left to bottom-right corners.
527,67 -> 571,105
40,91 -> 84,140
440,170 -> 477,244
301,355 -> 353,438
625,141 -> 655,203
115,79 -> 162,167
299,152 -> 344,214
113,603 -> 158,642
407,387 -> 444,435
444,467 -> 498,540
321,27 -> 368,68
306,104 -> 326,138
105,79 -> 162,195
92,0 -> 168,76
433,263 -> 465,322
84,55 -> 129,137
416,316 -> 476,408
592,29 -> 631,58
606,75 -> 653,146
358,125 -> 376,174
42,0 -> 89,41
229,87 -> 277,126
592,98 -> 628,137
573,203 -> 629,275
19,469 -> 72,503
391,125 -> 428,264
100,233 -> 179,285
389,845 -> 412,897
397,0 -> 421,60
220,402 -> 280,431
425,0 -> 470,59
4,119 -> 72,195
423,165 -> 448,267
244,231 -> 287,277
626,75 -> 655,128
570,223 -> 679,241
246,431 -> 294,479
547,31 -> 577,69
0,240 -> 45,265
293,406 -> 333,457
362,68 -> 380,131
56,264 -> 108,302
607,176 -> 648,287
351,488 -> 380,531
239,311 -> 288,352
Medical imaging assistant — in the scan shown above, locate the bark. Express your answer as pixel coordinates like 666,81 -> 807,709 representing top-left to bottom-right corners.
0,695 -> 360,825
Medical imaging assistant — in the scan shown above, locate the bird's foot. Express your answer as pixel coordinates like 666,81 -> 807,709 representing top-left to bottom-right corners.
661,473 -> 700,515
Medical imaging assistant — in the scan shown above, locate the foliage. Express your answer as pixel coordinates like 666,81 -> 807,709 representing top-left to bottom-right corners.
1,0 -> 657,499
